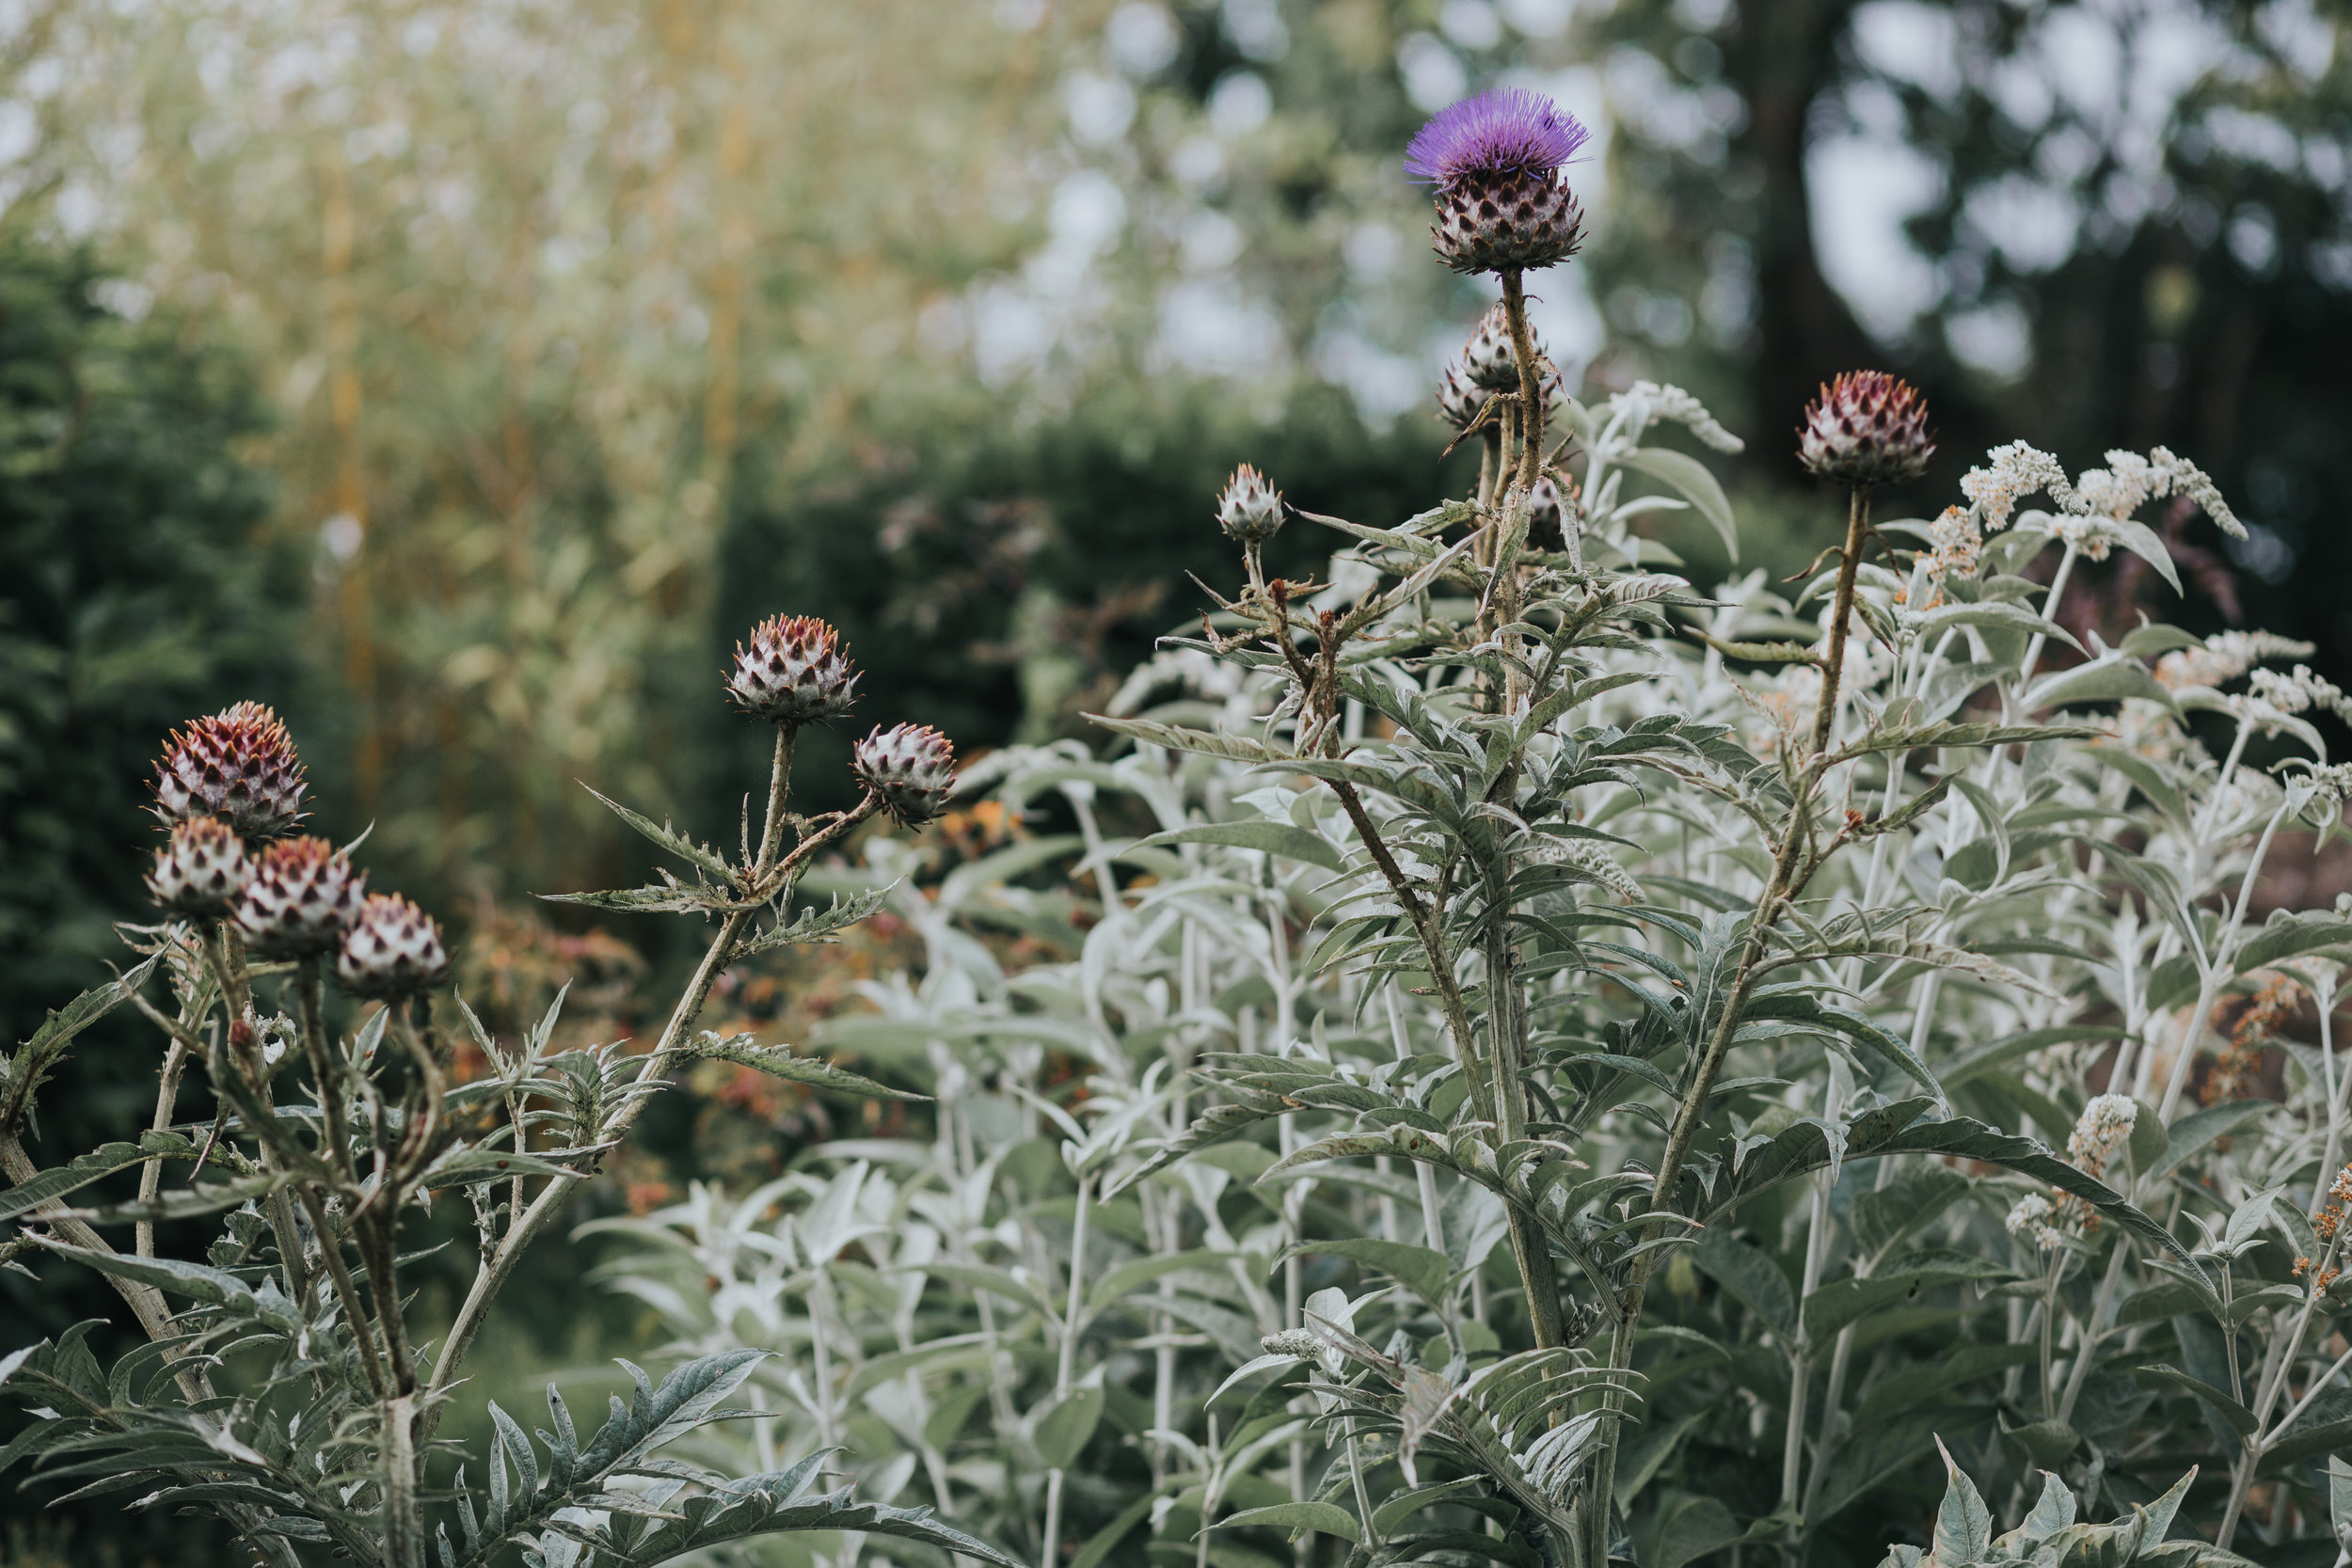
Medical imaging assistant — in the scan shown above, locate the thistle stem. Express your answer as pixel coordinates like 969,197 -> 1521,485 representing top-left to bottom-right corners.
1810,484 -> 1872,756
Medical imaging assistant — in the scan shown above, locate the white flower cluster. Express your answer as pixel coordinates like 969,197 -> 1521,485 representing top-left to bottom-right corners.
2005,1192 -> 2061,1249
1621,381 -> 1745,453
1927,505 -> 1982,584
2073,448 -> 2246,539
1953,442 -> 2244,545
1959,442 -> 2074,533
2248,665 -> 2352,725
2153,631 -> 2316,692
2298,763 -> 2352,803
2067,1092 -> 2137,1180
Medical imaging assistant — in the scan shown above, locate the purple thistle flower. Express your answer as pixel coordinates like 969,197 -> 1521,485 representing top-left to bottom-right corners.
1404,88 -> 1590,190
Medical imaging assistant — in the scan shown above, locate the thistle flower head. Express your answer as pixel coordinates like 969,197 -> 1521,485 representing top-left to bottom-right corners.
235,835 -> 366,958
1435,358 -> 1486,431
853,723 -> 958,827
1463,304 -> 1540,392
727,614 -> 860,727
1405,89 -> 1590,190
146,816 -> 251,917
336,893 -> 449,998
1798,371 -> 1934,487
1216,464 -> 1284,545
152,701 -> 308,842
1525,475 -> 1571,557
1408,91 -> 1589,275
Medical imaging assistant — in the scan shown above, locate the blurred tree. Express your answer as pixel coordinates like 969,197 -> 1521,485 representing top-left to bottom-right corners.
0,236 -> 300,1135
0,234 -> 294,1568
1578,0 -> 2352,671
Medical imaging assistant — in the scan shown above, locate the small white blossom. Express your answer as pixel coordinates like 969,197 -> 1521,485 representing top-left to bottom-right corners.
1959,442 -> 2073,533
2153,631 -> 2316,692
2067,1093 -> 2137,1180
2247,665 -> 2352,726
2006,1193 -> 2061,1249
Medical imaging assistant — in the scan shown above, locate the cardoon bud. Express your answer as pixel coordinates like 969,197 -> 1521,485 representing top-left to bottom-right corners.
236,835 -> 366,958
1405,88 -> 1590,276
146,816 -> 250,916
1463,305 -> 1536,392
152,701 -> 308,841
1798,371 -> 1935,487
336,893 -> 449,998
1435,359 -> 1486,431
1216,465 -> 1284,544
727,614 -> 860,727
853,723 -> 958,827
1525,476 -> 1566,552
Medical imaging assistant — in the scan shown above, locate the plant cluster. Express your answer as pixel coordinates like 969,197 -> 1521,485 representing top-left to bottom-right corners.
13,85 -> 2352,1568
587,88 -> 2352,1568
0,655 -> 1015,1568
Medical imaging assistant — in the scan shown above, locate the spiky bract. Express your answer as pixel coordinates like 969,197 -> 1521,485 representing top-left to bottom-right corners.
853,723 -> 958,827
152,702 -> 308,841
1799,371 -> 1935,486
235,835 -> 366,958
727,615 -> 861,727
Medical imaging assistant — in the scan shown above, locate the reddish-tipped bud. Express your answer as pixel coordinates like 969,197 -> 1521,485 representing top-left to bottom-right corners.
1216,465 -> 1284,545
146,816 -> 250,916
1799,371 -> 1934,486
1435,359 -> 1486,430
727,615 -> 860,726
853,723 -> 958,827
336,893 -> 449,998
235,835 -> 365,958
152,702 -> 308,841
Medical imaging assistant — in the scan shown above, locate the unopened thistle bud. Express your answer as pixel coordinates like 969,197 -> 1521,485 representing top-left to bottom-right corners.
152,701 -> 308,841
235,835 -> 366,958
1798,371 -> 1934,487
1435,359 -> 1486,431
727,614 -> 860,727
1526,476 -> 1566,552
1406,88 -> 1590,276
336,893 -> 449,998
1216,465 -> 1284,544
145,816 -> 251,916
853,723 -> 958,827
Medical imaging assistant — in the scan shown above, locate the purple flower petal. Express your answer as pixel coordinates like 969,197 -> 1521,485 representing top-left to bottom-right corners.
1404,88 -> 1590,187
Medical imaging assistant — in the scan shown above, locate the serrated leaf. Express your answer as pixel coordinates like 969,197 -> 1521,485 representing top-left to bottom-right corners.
683,1032 -> 927,1101
580,784 -> 736,880
1134,821 -> 1346,872
0,1132 -> 199,1223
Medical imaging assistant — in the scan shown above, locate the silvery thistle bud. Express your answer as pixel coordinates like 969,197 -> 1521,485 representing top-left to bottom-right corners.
726,614 -> 861,727
152,701 -> 309,841
236,835 -> 366,958
1525,476 -> 1567,553
853,723 -> 958,827
1463,304 -> 1535,392
1435,359 -> 1486,431
336,893 -> 450,998
1216,464 -> 1284,545
1798,370 -> 1935,487
1406,88 -> 1591,276
146,816 -> 251,917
